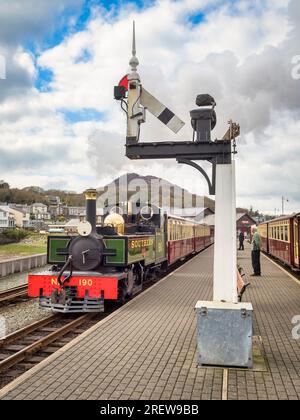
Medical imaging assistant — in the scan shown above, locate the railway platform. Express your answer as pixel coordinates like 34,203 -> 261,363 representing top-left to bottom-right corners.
0,245 -> 299,400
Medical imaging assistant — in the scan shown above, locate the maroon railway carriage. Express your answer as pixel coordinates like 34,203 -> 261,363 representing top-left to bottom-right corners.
258,214 -> 300,270
167,216 -> 213,265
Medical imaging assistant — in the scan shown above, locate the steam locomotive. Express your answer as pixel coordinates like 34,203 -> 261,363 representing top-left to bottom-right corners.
28,189 -> 214,313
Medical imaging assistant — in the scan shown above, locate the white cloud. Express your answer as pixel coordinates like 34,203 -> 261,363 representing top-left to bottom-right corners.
0,0 -> 83,44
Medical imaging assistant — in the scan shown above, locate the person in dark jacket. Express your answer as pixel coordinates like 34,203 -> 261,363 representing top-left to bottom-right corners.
238,231 -> 245,250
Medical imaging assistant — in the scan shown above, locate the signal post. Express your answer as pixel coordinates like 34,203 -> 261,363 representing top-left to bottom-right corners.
114,22 -> 253,368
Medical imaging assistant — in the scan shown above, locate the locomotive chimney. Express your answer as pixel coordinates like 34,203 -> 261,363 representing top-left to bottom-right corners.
84,188 -> 97,232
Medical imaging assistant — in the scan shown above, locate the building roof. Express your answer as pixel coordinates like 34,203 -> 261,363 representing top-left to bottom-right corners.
32,202 -> 47,207
0,205 -> 11,213
0,206 -> 14,217
236,213 -> 257,224
204,212 -> 257,227
8,205 -> 27,215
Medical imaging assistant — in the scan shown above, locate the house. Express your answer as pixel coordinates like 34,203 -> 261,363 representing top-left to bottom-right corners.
203,212 -> 257,237
47,196 -> 65,217
236,213 -> 257,236
30,203 -> 51,220
8,206 -> 34,229
0,206 -> 16,230
63,206 -> 86,218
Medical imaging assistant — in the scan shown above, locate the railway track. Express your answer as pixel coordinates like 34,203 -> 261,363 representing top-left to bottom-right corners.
0,249 -> 207,390
0,285 -> 28,305
0,312 -> 104,389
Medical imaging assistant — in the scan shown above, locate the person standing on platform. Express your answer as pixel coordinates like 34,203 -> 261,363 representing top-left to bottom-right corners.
251,226 -> 261,277
238,231 -> 245,250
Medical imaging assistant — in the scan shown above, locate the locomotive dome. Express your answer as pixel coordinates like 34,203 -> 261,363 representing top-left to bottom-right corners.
104,213 -> 125,235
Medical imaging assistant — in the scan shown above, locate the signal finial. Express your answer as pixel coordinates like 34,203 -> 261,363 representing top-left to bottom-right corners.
129,20 -> 139,72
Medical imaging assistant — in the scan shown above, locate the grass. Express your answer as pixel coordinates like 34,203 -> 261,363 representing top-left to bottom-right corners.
0,234 -> 47,260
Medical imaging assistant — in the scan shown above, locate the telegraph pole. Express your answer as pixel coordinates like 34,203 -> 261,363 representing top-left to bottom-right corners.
282,196 -> 289,216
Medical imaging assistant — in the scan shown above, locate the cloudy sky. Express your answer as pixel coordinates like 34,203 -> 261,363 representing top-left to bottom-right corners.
0,0 -> 299,214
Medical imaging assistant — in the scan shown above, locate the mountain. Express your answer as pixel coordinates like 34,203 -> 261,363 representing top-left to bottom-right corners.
97,173 -> 215,210
0,173 -> 214,210
0,173 -> 252,214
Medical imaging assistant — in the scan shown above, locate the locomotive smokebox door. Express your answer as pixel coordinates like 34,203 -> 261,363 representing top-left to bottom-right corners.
195,301 -> 253,368
69,236 -> 103,271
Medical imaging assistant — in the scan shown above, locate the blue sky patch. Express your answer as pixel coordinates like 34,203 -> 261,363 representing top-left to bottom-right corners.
35,68 -> 54,92
188,12 -> 206,25
30,0 -> 156,93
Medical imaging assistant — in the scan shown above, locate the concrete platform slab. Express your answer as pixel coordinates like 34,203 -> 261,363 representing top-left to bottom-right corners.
0,245 -> 299,400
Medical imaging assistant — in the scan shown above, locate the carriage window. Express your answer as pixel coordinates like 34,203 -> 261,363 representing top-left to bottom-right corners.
284,226 -> 288,242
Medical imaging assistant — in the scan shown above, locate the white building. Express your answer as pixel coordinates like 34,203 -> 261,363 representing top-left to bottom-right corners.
8,206 -> 34,229
0,206 -> 16,229
64,206 -> 86,218
30,203 -> 51,220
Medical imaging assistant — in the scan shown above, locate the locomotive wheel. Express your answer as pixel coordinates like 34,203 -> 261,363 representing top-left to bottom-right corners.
117,283 -> 126,305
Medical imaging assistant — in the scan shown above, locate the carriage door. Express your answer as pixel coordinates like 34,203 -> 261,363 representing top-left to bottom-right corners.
294,218 -> 299,268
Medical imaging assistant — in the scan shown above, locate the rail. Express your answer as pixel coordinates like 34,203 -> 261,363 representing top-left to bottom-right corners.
0,285 -> 28,304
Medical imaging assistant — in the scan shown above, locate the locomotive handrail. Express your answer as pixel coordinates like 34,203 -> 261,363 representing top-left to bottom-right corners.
57,255 -> 73,288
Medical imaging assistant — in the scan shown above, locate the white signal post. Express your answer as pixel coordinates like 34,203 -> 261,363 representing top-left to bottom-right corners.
213,161 -> 238,303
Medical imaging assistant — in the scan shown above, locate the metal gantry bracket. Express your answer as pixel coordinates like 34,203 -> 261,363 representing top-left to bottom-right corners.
125,140 -> 231,196
176,158 -> 217,195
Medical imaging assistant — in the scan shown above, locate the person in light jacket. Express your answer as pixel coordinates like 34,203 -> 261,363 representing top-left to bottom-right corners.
251,226 -> 261,277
